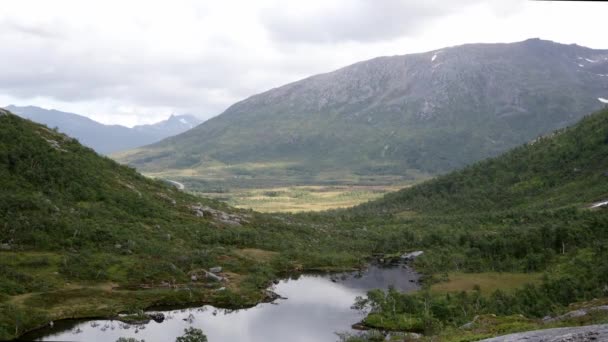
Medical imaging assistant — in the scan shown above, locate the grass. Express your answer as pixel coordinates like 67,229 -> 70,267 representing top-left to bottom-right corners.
431,272 -> 543,295
234,248 -> 279,262
196,185 -> 409,212
136,159 -> 428,212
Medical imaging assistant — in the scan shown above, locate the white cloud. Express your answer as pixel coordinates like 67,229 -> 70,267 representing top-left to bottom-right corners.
0,0 -> 606,126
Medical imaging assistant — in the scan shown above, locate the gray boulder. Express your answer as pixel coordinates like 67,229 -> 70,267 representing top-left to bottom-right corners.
479,324 -> 608,342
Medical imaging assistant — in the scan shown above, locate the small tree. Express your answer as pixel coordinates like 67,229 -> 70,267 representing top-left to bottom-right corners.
176,327 -> 208,342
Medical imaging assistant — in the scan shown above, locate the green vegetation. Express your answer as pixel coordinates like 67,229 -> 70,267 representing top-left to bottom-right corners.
331,107 -> 608,340
176,327 -> 208,342
430,272 -> 543,295
0,111 -> 372,339
196,184 -> 408,212
3,106 -> 608,341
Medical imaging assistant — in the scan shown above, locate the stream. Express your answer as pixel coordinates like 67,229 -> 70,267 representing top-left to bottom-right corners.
26,262 -> 420,342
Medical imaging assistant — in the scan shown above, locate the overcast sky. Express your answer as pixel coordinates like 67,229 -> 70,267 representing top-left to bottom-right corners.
0,0 -> 606,127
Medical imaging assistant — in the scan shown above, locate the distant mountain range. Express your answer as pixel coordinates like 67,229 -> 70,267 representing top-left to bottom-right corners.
3,105 -> 202,154
116,38 -> 608,189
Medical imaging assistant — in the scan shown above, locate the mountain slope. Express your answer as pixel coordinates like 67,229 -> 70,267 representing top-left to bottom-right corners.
4,105 -> 201,154
352,106 -> 608,216
0,108 -> 383,340
335,107 -> 608,342
0,109 -> 275,338
117,39 -> 608,189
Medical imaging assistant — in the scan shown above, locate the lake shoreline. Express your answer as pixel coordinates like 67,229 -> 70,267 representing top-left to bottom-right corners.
20,258 -> 422,341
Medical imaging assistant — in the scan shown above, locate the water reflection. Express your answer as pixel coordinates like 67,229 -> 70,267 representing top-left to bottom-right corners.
31,264 -> 419,342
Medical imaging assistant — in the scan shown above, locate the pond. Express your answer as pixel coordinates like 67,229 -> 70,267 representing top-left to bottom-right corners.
28,263 -> 419,342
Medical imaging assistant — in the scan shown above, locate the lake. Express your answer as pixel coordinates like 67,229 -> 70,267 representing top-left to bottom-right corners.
28,263 -> 419,342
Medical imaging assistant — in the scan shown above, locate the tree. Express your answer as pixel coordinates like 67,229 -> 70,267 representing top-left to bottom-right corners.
176,327 -> 208,342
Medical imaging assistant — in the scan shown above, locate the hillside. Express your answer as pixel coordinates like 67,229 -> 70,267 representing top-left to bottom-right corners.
117,39 -> 608,191
353,106 -> 608,216
335,108 -> 608,341
2,107 -> 608,341
0,109 -> 345,339
4,105 -> 201,154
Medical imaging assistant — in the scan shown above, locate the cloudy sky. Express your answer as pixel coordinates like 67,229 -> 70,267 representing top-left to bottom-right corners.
0,0 -> 606,126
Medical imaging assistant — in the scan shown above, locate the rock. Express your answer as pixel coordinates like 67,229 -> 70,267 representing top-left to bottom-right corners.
189,204 -> 249,225
147,312 -> 165,323
543,305 -> 608,323
264,290 -> 287,301
190,275 -> 198,281
114,243 -> 122,249
479,324 -> 608,341
351,322 -> 370,330
205,271 -> 224,282
401,251 -> 424,261
209,266 -> 222,273
460,322 -> 474,329
0,243 -> 12,251
190,204 -> 205,217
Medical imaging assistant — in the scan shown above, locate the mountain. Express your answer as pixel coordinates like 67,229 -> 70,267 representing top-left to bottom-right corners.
116,38 -> 608,190
3,105 -> 202,154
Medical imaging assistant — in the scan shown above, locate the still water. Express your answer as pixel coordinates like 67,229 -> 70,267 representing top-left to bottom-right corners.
30,264 -> 419,342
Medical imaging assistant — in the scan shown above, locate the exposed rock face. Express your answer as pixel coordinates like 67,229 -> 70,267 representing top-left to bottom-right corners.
479,324 -> 608,342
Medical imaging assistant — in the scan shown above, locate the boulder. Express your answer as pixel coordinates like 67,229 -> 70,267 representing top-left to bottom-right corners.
209,266 -> 222,273
479,324 -> 608,342
205,271 -> 224,282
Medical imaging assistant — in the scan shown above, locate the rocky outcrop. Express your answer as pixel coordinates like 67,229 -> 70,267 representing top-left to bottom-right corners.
189,204 -> 249,226
543,306 -> 608,323
479,324 -> 608,342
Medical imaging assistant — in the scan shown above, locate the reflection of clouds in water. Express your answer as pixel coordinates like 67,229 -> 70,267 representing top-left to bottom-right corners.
39,270 -> 416,342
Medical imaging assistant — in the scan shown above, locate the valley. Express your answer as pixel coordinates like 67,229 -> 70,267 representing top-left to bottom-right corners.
2,19 -> 608,340
116,39 -> 608,199
3,105 -> 608,341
